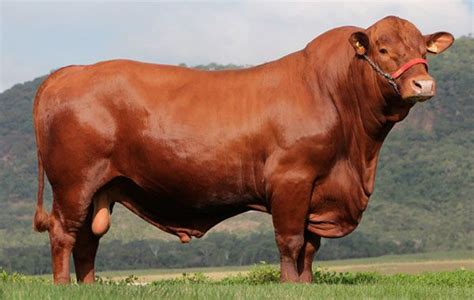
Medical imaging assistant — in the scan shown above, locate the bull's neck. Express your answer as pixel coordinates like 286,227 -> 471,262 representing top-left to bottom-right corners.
344,59 -> 394,196
303,44 -> 412,196
344,55 -> 414,158
345,57 -> 394,157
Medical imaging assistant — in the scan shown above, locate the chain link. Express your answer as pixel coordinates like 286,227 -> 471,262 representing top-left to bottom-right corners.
362,54 -> 400,95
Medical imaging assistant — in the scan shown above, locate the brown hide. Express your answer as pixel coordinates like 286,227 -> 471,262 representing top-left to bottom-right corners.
32,16 -> 453,283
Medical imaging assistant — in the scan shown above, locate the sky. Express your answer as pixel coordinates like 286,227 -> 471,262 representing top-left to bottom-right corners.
0,0 -> 472,92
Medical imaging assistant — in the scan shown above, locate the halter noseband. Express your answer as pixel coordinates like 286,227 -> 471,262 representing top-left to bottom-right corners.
362,55 -> 428,95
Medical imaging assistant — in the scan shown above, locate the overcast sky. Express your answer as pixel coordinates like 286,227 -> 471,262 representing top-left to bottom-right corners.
0,0 -> 472,92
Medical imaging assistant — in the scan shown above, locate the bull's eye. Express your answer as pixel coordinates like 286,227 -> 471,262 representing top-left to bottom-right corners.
379,48 -> 388,55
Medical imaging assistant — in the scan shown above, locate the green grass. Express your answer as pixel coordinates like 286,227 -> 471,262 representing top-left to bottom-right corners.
1,281 -> 473,300
2,264 -> 473,300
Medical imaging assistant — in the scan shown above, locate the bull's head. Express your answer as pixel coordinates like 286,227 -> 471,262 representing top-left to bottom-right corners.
349,16 -> 454,103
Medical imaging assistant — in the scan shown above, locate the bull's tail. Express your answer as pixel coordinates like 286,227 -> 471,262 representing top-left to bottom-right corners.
33,152 -> 50,232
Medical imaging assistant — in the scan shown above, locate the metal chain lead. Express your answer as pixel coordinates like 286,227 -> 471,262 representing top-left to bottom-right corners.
362,54 -> 400,95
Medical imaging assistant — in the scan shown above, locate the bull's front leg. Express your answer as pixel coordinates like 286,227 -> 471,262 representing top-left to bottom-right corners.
267,168 -> 315,283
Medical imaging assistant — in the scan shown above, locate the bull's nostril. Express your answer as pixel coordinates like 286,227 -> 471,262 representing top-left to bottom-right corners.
413,80 -> 422,90
408,79 -> 435,99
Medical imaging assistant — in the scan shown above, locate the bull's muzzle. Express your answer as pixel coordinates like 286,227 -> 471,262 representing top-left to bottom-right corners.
404,77 -> 436,102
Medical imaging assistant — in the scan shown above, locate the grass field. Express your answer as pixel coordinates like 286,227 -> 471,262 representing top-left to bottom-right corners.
1,278 -> 473,300
2,251 -> 473,299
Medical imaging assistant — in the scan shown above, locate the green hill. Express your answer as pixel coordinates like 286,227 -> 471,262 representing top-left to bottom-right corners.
0,37 -> 472,274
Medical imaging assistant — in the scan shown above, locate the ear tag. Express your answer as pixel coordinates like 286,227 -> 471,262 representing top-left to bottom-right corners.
427,42 -> 438,53
355,41 -> 365,55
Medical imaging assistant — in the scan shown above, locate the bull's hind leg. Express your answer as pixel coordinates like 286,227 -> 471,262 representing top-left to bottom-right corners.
48,180 -> 108,284
72,211 -> 100,283
73,188 -> 114,283
48,186 -> 92,284
48,211 -> 75,284
297,232 -> 321,283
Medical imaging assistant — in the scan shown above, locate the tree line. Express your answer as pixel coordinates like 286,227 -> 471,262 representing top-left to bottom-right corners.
0,231 -> 425,275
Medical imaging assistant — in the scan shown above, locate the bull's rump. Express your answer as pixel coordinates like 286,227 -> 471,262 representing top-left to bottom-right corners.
34,60 -> 287,210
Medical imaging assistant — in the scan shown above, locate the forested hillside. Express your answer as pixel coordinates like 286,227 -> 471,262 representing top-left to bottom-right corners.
0,37 -> 472,274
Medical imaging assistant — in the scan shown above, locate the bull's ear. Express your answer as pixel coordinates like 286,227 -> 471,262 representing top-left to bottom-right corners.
349,31 -> 369,56
424,32 -> 454,54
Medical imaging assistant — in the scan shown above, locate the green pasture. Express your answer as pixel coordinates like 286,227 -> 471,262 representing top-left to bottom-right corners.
1,269 -> 473,300
2,252 -> 473,300
0,282 -> 472,300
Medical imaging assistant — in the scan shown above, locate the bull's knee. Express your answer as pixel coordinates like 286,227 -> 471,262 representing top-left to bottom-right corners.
91,192 -> 111,236
276,234 -> 305,261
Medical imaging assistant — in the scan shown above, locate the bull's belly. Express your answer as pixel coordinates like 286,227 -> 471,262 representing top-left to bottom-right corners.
132,166 -> 264,210
110,177 -> 263,242
118,136 -> 267,208
108,146 -> 267,241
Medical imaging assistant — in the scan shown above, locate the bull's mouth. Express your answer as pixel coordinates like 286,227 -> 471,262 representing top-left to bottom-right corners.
403,94 -> 434,103
402,79 -> 435,103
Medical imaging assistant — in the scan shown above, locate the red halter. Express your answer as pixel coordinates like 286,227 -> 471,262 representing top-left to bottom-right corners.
391,58 -> 428,79
362,54 -> 429,95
